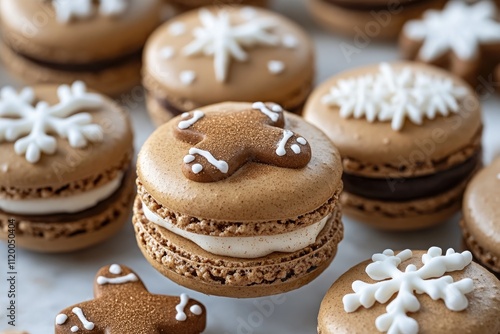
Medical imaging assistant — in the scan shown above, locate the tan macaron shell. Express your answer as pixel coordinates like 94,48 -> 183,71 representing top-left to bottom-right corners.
304,62 -> 481,178
0,84 -> 133,191
137,102 -> 342,222
462,158 -> 500,272
143,6 -> 314,110
318,251 -> 500,334
0,0 -> 162,63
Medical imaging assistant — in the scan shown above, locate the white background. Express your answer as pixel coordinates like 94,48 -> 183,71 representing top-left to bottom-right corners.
1,0 -> 500,333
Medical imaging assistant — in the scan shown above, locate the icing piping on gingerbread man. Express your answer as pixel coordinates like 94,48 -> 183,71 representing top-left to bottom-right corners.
174,102 -> 312,182
54,264 -> 206,333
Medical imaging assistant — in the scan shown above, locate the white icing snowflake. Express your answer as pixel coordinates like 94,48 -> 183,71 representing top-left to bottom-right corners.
322,63 -> 468,131
182,8 -> 280,82
343,247 -> 473,334
0,81 -> 104,163
52,0 -> 127,23
404,0 -> 500,61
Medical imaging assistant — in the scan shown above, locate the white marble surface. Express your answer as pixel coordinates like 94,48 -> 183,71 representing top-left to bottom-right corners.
1,0 -> 500,333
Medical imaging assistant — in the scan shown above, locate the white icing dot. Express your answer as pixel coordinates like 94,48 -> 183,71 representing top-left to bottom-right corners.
192,164 -> 203,174
291,144 -> 301,154
184,155 -> 195,163
282,34 -> 298,48
160,46 -> 175,59
71,326 -> 79,333
1,163 -> 8,173
109,264 -> 122,275
169,22 -> 186,36
240,6 -> 257,19
180,71 -> 196,85
190,305 -> 203,315
55,314 -> 68,325
297,137 -> 307,145
268,60 -> 285,75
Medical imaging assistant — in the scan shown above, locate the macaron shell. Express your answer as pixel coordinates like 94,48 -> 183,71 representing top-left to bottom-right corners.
462,158 -> 500,272
0,0 -> 162,62
143,6 -> 314,108
0,170 -> 135,253
137,102 -> 343,221
304,62 -> 481,176
0,84 -> 133,190
318,251 -> 500,334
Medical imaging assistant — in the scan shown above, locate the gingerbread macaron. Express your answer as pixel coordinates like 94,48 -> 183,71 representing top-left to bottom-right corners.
55,264 -> 206,333
400,0 -> 500,87
318,247 -> 500,334
308,0 -> 445,40
304,62 -> 482,230
143,6 -> 314,126
0,0 -> 162,96
134,102 -> 344,297
0,81 -> 134,252
461,158 -> 500,276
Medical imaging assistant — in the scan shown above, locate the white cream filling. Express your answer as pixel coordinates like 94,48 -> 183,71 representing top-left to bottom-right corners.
0,172 -> 124,215
142,202 -> 331,259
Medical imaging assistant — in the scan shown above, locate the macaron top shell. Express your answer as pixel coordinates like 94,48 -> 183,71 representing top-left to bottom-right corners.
318,250 -> 500,334
463,158 -> 500,258
0,0 -> 161,63
304,62 -> 481,176
0,84 -> 133,190
137,102 -> 342,222
143,6 -> 314,108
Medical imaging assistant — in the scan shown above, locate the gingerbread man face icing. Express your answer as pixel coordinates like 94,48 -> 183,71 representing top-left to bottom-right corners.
174,102 -> 312,182
54,264 -> 206,334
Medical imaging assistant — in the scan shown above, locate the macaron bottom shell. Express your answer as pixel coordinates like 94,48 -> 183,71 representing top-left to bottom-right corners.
0,171 -> 136,253
133,198 -> 344,298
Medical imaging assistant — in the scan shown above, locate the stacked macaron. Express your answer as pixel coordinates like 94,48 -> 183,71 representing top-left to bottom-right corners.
0,82 -> 134,252
143,6 -> 314,126
134,102 -> 344,297
0,0 -> 162,96
305,62 -> 482,230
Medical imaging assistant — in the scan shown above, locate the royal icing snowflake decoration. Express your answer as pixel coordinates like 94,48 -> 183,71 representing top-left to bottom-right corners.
404,1 -> 500,61
182,8 -> 280,83
0,81 -> 104,163
321,63 -> 468,131
52,0 -> 127,24
343,247 -> 473,334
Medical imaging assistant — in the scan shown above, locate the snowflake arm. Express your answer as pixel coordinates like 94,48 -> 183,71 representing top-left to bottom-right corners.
53,0 -> 93,23
50,81 -> 103,118
343,247 -> 473,334
99,0 -> 127,16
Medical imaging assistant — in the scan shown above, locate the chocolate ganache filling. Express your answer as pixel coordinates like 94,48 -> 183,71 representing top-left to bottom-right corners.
14,47 -> 142,73
343,152 -> 481,202
323,0 -> 430,10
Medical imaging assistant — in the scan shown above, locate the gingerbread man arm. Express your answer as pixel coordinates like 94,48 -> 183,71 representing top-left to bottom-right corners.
55,301 -> 103,334
174,103 -> 311,182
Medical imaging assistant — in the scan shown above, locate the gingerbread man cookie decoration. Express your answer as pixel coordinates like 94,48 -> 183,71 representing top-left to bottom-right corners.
174,102 -> 312,182
54,264 -> 206,334
399,0 -> 500,86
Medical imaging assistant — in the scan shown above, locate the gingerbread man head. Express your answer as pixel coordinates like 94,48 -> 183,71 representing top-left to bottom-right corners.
174,102 -> 312,182
54,264 -> 206,334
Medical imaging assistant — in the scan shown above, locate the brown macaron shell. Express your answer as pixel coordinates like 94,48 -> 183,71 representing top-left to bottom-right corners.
0,83 -> 134,252
304,62 -> 482,229
143,6 -> 314,124
0,0 -> 162,95
134,102 -> 344,297
318,250 -> 500,334
462,158 -> 500,274
308,0 -> 446,40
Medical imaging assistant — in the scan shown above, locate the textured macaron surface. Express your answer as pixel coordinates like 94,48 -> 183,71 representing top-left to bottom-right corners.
143,6 -> 314,109
463,158 -> 500,272
137,102 -> 342,223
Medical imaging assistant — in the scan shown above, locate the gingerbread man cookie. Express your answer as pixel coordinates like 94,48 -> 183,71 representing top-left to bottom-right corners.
54,264 -> 206,334
400,0 -> 500,86
174,102 -> 312,182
